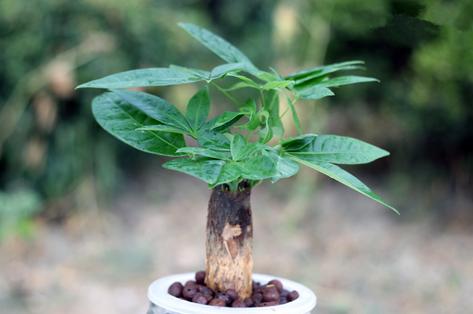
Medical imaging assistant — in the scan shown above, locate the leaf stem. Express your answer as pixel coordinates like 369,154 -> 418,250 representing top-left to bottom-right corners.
211,82 -> 239,106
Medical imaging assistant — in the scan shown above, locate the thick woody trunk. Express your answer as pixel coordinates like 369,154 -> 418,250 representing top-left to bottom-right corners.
205,182 -> 253,299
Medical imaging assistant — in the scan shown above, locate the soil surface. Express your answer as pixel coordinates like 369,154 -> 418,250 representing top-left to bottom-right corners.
1,168 -> 472,314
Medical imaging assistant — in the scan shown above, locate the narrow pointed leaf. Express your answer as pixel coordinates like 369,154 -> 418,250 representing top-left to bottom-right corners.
169,65 -> 210,79
135,125 -> 190,135
282,134 -> 389,164
179,22 -> 259,74
239,99 -> 260,130
293,65 -> 364,86
296,86 -> 334,100
289,158 -> 398,214
227,73 -> 260,88
92,93 -> 185,156
77,67 -> 206,89
286,96 -> 302,134
286,60 -> 365,80
261,80 -> 294,90
163,158 -> 224,184
177,147 -> 231,160
113,90 -> 191,132
225,81 -> 260,91
210,63 -> 245,80
186,87 -> 210,131
263,90 -> 284,136
208,112 -> 244,131
259,116 -> 273,144
317,76 -> 379,88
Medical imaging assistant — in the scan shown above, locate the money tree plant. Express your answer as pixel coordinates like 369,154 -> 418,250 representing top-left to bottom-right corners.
78,23 -> 398,300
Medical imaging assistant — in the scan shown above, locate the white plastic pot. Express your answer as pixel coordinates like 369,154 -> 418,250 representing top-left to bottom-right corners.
147,272 -> 317,314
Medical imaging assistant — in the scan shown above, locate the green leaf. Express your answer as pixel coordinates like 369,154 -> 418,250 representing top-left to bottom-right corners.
256,70 -> 280,82
170,63 -> 243,81
261,80 -> 294,90
211,162 -> 241,187
240,99 -> 257,115
230,134 -> 261,161
77,67 -> 205,89
316,75 -> 379,88
169,64 -> 210,79
265,151 -> 300,182
289,157 -> 398,214
239,100 -> 260,131
210,63 -> 245,80
227,73 -> 260,88
179,23 -> 259,74
286,96 -> 302,134
258,113 -> 273,144
230,134 -> 246,161
163,158 -> 225,184
296,86 -> 335,100
289,62 -> 376,92
92,93 -> 185,156
197,129 -> 231,151
208,111 -> 244,131
286,60 -> 365,81
293,65 -> 364,86
238,155 -> 277,180
282,134 -> 389,164
177,147 -> 231,160
186,87 -> 210,131
135,125 -> 189,135
112,90 -> 191,132
263,90 -> 284,137
225,81 -> 260,92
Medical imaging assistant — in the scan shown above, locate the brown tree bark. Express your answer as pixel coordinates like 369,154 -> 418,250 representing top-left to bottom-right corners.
205,182 -> 253,299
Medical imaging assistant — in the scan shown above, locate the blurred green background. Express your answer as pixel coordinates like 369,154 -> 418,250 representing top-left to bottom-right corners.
1,1 -> 472,313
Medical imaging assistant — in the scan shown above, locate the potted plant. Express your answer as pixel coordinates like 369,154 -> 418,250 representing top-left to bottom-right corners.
78,23 -> 397,313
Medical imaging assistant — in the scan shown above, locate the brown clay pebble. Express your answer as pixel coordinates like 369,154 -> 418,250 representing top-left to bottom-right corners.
225,289 -> 238,301
252,292 -> 263,304
198,286 -> 213,296
192,293 -> 208,305
209,298 -> 226,307
259,301 -> 279,307
287,290 -> 299,301
244,297 -> 254,307
195,271 -> 206,284
231,299 -> 247,307
262,285 -> 280,302
268,279 -> 283,292
216,293 -> 232,305
185,280 -> 197,287
182,285 -> 197,300
167,282 -> 183,297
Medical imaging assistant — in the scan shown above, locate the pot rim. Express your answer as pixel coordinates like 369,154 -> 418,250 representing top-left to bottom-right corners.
148,272 -> 317,314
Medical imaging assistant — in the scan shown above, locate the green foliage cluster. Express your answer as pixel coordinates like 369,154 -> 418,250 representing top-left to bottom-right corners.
79,23 -> 397,213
